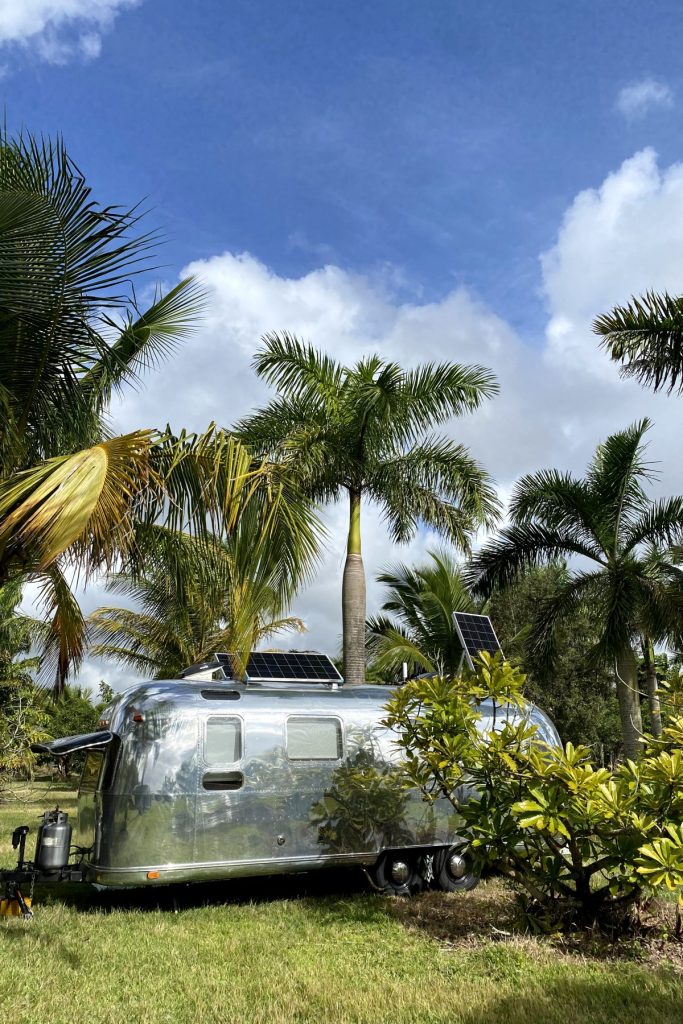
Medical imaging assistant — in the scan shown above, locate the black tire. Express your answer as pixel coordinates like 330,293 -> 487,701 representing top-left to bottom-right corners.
372,850 -> 426,896
434,845 -> 479,893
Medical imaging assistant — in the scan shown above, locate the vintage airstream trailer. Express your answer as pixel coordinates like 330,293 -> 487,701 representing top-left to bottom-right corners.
1,648 -> 560,911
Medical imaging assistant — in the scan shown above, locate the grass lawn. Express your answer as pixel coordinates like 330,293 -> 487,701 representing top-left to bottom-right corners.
0,783 -> 682,1024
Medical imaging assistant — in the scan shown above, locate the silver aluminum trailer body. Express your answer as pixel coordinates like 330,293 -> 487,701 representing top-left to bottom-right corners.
75,679 -> 559,888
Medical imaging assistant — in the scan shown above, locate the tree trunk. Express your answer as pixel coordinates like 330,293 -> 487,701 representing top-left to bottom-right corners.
641,637 -> 662,739
342,489 -> 366,685
615,646 -> 644,760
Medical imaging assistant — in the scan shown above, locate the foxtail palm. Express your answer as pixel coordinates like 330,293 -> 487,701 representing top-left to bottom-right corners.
238,333 -> 499,683
468,420 -> 683,759
594,291 -> 683,394
367,549 -> 479,679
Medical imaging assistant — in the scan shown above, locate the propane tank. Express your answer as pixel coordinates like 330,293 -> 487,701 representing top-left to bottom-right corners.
34,808 -> 72,875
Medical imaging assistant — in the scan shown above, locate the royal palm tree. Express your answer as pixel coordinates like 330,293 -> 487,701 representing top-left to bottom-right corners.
238,333 -> 500,683
366,549 -> 479,680
468,420 -> 683,758
594,291 -> 683,394
0,130 -> 321,690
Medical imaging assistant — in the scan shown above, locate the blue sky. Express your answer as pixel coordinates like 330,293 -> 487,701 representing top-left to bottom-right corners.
8,1 -> 683,334
8,0 -> 683,684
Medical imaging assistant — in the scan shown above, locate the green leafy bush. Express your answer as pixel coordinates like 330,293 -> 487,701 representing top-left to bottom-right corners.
383,652 -> 683,932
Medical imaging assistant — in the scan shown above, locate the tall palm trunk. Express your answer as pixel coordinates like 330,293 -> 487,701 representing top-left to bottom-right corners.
615,646 -> 644,760
342,488 -> 366,684
641,637 -> 663,739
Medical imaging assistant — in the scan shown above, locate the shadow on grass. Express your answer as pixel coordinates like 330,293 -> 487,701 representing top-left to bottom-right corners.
0,923 -> 83,969
457,973 -> 683,1024
23,865 -> 379,917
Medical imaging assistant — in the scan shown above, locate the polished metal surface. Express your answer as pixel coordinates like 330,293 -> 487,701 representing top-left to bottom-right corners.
389,859 -> 410,884
74,679 -> 560,888
447,852 -> 467,879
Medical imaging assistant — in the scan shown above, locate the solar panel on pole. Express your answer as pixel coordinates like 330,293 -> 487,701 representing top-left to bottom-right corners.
452,613 -> 503,670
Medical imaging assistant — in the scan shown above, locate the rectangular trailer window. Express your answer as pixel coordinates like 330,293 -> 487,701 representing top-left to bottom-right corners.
286,716 -> 342,760
205,716 -> 242,765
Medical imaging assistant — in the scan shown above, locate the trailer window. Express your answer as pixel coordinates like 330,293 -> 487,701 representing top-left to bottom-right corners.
286,717 -> 342,760
206,716 -> 242,764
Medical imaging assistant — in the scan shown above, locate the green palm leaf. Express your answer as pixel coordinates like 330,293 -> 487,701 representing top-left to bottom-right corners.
594,291 -> 683,394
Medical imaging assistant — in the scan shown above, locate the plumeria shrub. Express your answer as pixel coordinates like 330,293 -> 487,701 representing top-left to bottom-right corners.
383,652 -> 683,932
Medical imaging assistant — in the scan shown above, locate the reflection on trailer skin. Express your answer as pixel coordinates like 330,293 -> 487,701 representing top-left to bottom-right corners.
69,678 -> 558,889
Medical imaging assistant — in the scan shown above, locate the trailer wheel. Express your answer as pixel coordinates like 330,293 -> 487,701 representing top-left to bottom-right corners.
372,851 -> 425,896
434,845 -> 479,893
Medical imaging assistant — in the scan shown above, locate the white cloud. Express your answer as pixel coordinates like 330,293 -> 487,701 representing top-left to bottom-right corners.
616,78 -> 673,120
36,147 -> 683,692
0,0 -> 139,64
542,148 -> 683,375
106,255 -> 522,685
539,146 -> 683,492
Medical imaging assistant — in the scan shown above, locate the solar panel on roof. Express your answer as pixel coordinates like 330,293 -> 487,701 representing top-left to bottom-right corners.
452,613 -> 503,670
214,651 -> 343,684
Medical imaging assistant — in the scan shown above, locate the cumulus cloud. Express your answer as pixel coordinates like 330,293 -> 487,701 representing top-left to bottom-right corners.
616,78 -> 673,120
30,147 -> 683,691
542,148 -> 683,368
0,0 -> 139,65
105,255 -> 523,679
539,146 -> 683,506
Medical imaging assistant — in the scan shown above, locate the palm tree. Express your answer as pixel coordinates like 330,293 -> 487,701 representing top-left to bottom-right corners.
366,550 -> 479,680
237,333 -> 500,683
468,420 -> 683,759
594,291 -> 683,394
0,130 -> 321,690
88,515 -> 309,680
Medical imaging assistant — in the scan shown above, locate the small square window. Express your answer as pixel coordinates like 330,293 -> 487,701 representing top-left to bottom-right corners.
206,716 -> 242,765
286,717 -> 342,760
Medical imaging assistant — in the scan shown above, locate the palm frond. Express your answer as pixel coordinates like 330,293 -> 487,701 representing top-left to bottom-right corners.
509,469 -> 597,542
366,620 -> 437,678
368,549 -> 477,678
467,523 -> 606,597
394,361 -> 499,441
252,331 -> 345,411
594,291 -> 683,393
623,496 -> 683,554
80,277 -> 206,406
585,419 -> 654,549
34,565 -> 87,696
0,431 -> 155,579
0,131 -> 161,467
372,436 -> 500,549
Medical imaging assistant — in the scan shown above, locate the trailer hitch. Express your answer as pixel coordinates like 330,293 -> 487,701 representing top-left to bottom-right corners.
0,824 -> 34,918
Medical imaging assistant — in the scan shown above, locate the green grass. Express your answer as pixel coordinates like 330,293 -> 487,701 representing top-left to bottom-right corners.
0,784 -> 682,1024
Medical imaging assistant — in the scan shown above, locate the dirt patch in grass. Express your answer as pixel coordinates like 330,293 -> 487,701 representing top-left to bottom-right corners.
389,877 -> 683,971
